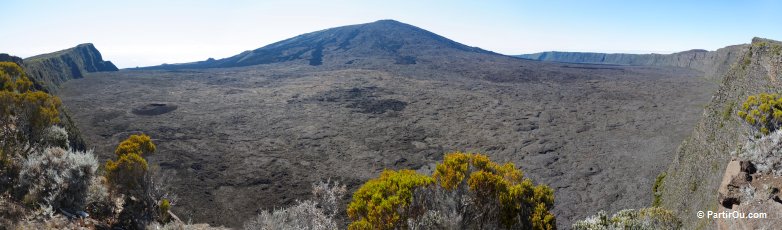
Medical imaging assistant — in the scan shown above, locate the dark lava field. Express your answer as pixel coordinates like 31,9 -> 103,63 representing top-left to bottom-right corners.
58,56 -> 717,227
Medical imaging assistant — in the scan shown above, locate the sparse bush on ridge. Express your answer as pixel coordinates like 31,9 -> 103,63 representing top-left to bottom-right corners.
572,207 -> 681,230
652,172 -> 666,207
738,93 -> 782,135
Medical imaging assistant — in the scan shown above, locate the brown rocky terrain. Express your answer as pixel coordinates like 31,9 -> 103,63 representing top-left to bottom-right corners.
716,159 -> 782,229
55,20 -> 721,228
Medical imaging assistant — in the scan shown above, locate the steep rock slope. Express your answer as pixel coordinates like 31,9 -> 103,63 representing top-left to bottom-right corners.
660,38 -> 782,229
21,43 -> 118,91
143,19 -> 497,70
517,45 -> 746,81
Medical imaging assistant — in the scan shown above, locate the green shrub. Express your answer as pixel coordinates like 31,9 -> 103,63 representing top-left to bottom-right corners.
722,101 -> 734,121
0,62 -> 62,159
159,199 -> 170,222
348,152 -> 556,230
1,62 -> 68,211
105,134 -> 168,228
434,152 -> 555,229
347,169 -> 433,230
105,134 -> 156,192
754,41 -> 768,48
652,172 -> 666,207
772,44 -> 782,56
738,93 -> 782,135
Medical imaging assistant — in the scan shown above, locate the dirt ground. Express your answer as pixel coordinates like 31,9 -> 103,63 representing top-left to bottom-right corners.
58,57 -> 717,228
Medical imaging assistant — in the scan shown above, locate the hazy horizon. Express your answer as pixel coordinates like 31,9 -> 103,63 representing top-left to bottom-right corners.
2,0 -> 780,68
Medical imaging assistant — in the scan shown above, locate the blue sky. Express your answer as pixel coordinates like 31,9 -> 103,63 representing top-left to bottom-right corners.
1,0 -> 780,68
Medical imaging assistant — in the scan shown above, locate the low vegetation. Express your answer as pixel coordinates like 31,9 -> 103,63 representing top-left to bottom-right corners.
244,180 -> 347,230
243,152 -> 555,230
427,152 -> 555,230
738,93 -> 782,135
347,169 -> 434,229
0,62 -> 173,228
571,207 -> 681,230
736,128 -> 782,175
652,172 -> 666,207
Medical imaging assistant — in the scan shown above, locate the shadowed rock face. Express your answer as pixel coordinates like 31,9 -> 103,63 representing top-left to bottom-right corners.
21,43 -> 118,91
0,53 -> 24,66
517,45 -> 747,81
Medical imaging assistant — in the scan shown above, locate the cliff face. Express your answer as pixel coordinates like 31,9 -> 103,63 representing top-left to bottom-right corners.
21,43 -> 118,91
659,38 -> 782,229
517,45 -> 747,81
1,44 -> 117,150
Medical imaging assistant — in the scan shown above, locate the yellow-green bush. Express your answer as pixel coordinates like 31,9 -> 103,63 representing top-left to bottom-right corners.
348,152 -> 556,230
105,134 -> 156,192
114,133 -> 156,156
347,169 -> 433,230
434,152 -> 555,229
0,62 -> 61,163
105,134 -> 169,227
738,93 -> 782,135
159,198 -> 171,222
652,172 -> 666,207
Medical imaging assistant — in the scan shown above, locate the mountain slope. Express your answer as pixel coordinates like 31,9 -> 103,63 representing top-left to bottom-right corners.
660,38 -> 782,229
517,45 -> 746,81
21,43 -> 118,91
144,20 -> 497,69
57,20 -> 722,228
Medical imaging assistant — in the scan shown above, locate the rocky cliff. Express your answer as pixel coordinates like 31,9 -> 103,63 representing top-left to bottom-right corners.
20,43 -> 118,91
1,44 -> 117,150
659,38 -> 782,229
517,45 -> 747,82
